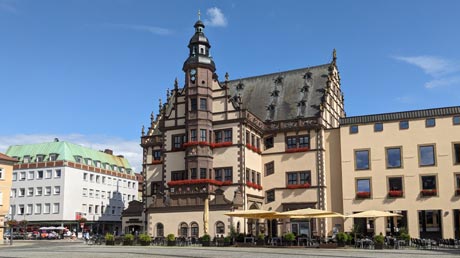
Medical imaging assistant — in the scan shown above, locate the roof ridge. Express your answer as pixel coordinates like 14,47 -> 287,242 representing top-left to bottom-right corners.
344,106 -> 460,119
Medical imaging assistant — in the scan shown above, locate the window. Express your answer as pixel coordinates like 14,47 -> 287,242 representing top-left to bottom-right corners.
399,120 -> 409,130
224,168 -> 232,182
89,189 -> 94,198
19,172 -> 26,180
89,205 -> 93,214
44,203 -> 51,214
265,161 -> 274,176
189,129 -> 197,142
95,205 -> 99,214
299,135 -> 309,148
421,175 -> 437,195
454,143 -> 460,164
215,169 -> 222,181
10,189 -> 16,198
36,155 -> 45,162
36,187 -> 42,196
12,172 -> 17,181
224,129 -> 232,142
90,174 -> 94,182
264,136 -> 274,150
23,155 -> 31,163
102,176 -> 106,184
374,123 -> 383,132
386,147 -> 402,168
199,98 -> 207,110
171,171 -> 186,181
426,118 -> 436,127
191,222 -> 199,237
85,158 -> 92,166
27,204 -> 33,215
356,178 -> 371,195
266,189 -> 275,203
37,170 -> 43,179
214,130 -> 222,143
153,150 -> 161,161
179,222 -> 188,237
75,156 -> 82,163
454,116 -> 460,125
251,170 -> 256,183
355,150 -> 370,170
83,173 -> 88,181
200,129 -> 206,142
48,153 -> 57,161
190,168 -> 197,179
350,125 -> 359,134
388,177 -> 403,192
35,204 -> 42,214
54,186 -> 60,195
200,168 -> 207,179
246,131 -> 250,144
286,136 -> 297,149
455,174 -> 460,193
0,168 -> 4,179
172,135 -> 186,150
156,223 -> 164,237
19,188 -> 25,197
246,168 -> 251,182
45,186 -> 51,196
419,145 -> 436,166
55,169 -> 61,178
45,170 -> 52,179
286,171 -> 311,186
215,221 -> 225,234
18,205 -> 24,215
94,160 -> 101,168
27,187 -> 34,197
190,98 -> 197,111
96,175 -> 100,183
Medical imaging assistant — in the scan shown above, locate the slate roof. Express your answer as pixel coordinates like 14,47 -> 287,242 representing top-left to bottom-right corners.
6,141 -> 132,172
340,106 -> 460,125
227,64 -> 332,121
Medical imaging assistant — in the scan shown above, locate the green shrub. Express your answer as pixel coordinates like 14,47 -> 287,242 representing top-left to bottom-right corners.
105,233 -> 115,241
373,234 -> 385,244
399,232 -> 410,241
224,236 -> 231,243
284,232 -> 295,242
336,232 -> 349,243
258,233 -> 265,240
166,233 -> 175,242
124,233 -> 134,241
201,234 -> 211,242
139,233 -> 151,242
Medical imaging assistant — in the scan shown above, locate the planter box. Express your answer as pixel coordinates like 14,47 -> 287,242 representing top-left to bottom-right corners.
140,241 -> 150,246
123,240 -> 133,246
421,189 -> 437,196
374,243 -> 384,249
388,190 -> 403,197
167,241 -> 176,246
356,192 -> 371,198
201,241 -> 211,247
105,240 -> 115,246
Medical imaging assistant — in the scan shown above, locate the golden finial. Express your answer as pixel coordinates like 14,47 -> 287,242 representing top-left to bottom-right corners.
198,10 -> 201,20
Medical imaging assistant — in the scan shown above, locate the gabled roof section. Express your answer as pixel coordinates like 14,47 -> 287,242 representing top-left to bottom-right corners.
340,106 -> 460,125
0,152 -> 18,162
227,64 -> 331,121
6,141 -> 132,171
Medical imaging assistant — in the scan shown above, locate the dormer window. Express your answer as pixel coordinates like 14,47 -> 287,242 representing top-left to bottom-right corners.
36,155 -> 45,162
113,165 -> 118,171
94,160 -> 101,168
23,155 -> 31,163
85,158 -> 92,166
49,154 -> 58,161
236,82 -> 244,90
74,156 -> 82,163
304,72 -> 312,79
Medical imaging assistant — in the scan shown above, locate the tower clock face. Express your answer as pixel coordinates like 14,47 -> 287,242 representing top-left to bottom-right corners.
190,69 -> 197,76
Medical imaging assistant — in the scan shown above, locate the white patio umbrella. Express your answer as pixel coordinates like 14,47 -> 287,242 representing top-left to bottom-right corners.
346,210 -> 402,218
279,208 -> 344,218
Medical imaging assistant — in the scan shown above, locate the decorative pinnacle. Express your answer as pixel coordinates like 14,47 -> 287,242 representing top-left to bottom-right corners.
141,125 -> 145,136
332,48 -> 337,64
158,98 -> 162,111
198,10 -> 201,20
150,112 -> 154,122
167,88 -> 170,98
225,72 -> 229,82
174,77 -> 179,90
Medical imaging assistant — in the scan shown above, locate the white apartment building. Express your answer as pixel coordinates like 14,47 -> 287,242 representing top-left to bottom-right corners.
6,140 -> 138,235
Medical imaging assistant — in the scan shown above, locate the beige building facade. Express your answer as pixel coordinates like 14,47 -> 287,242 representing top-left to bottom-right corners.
141,18 -> 460,241
0,153 -> 17,242
340,108 -> 460,239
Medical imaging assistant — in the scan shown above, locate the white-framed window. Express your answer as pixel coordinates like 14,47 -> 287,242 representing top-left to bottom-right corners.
44,203 -> 51,214
36,187 -> 42,196
101,191 -> 106,199
12,172 -> 17,181
37,170 -> 44,179
54,186 -> 60,195
85,158 -> 92,166
9,205 -> 16,216
49,153 -> 58,161
88,205 -> 93,214
95,190 -> 100,198
89,189 -> 94,198
45,170 -> 52,179
27,204 -> 33,215
107,191 -> 111,199
107,177 -> 111,185
18,204 -> 24,215
28,171 -> 34,180
27,187 -> 34,197
36,155 -> 45,162
55,169 -> 61,178
45,186 -> 51,196
95,161 -> 101,168
53,203 -> 59,214
95,205 -> 99,214
123,194 -> 126,201
0,167 -> 4,180
75,156 -> 82,163
90,174 -> 94,182
35,204 -> 42,214
127,195 -> 131,201
23,155 -> 31,163
83,173 -> 88,181
10,188 -> 16,198
102,176 -> 106,184
96,175 -> 100,183
19,188 -> 25,197
19,172 -> 26,181
82,188 -> 88,197
82,204 -> 87,213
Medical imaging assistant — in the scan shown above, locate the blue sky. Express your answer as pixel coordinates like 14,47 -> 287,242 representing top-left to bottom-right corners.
1,0 -> 459,171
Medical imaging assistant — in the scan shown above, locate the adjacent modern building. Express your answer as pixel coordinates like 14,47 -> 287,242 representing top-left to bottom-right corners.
140,18 -> 460,240
0,153 -> 17,242
6,140 -> 138,235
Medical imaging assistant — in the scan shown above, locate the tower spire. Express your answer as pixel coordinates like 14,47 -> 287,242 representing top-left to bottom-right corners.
198,10 -> 201,20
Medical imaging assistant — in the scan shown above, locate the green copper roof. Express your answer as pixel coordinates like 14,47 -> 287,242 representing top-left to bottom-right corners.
6,141 -> 132,173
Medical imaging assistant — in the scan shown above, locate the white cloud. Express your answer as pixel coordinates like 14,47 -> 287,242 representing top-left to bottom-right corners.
425,76 -> 460,89
101,23 -> 173,36
0,134 -> 142,173
204,7 -> 227,27
393,55 -> 460,77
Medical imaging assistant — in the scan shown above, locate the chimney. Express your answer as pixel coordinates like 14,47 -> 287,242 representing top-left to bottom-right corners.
104,149 -> 113,155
